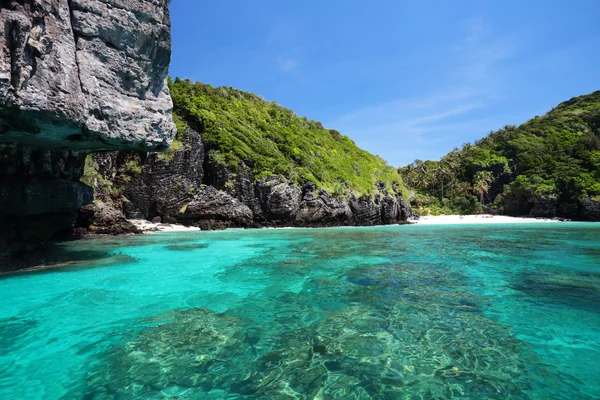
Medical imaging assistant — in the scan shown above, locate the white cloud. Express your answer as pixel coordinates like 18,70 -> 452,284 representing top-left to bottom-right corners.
277,56 -> 299,72
325,17 -> 520,166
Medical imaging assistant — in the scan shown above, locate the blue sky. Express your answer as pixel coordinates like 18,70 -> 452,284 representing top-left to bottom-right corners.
169,1 -> 600,166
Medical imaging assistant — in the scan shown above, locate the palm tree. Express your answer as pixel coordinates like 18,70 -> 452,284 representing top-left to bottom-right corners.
435,162 -> 449,201
472,171 -> 493,205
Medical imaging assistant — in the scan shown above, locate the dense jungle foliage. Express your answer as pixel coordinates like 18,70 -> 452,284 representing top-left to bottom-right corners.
168,78 -> 406,197
399,91 -> 600,215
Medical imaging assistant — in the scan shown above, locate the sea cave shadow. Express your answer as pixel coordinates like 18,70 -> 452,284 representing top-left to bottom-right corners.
0,235 -> 140,277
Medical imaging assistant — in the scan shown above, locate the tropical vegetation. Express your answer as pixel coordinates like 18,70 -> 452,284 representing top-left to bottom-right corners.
168,78 -> 406,198
399,91 -> 600,215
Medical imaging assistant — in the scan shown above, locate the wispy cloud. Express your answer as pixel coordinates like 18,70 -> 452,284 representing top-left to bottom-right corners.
325,17 -> 519,166
277,56 -> 299,72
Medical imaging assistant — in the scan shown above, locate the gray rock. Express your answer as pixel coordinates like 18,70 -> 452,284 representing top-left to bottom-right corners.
235,160 -> 263,221
578,198 -> 600,221
0,0 -> 175,268
76,200 -> 140,235
296,183 -> 352,226
80,129 -> 414,231
0,0 -> 175,151
349,196 -> 382,226
399,198 -> 413,221
255,177 -> 302,225
76,127 -> 204,232
380,194 -> 400,224
180,186 -> 253,229
121,128 -> 203,221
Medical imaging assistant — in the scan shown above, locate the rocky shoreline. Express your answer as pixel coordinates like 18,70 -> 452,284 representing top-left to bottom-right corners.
76,127 -> 413,235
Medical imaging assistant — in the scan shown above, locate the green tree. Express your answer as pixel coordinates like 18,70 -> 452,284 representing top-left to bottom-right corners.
472,171 -> 493,205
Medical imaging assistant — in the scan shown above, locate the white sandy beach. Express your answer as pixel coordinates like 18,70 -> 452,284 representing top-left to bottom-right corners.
412,215 -> 561,225
129,219 -> 201,232
128,215 -> 563,232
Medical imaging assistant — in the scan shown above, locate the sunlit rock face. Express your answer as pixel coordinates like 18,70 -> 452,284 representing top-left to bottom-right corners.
0,0 -> 175,263
0,0 -> 175,150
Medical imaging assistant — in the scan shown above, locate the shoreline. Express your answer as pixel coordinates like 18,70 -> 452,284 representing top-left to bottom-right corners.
129,219 -> 202,233
412,214 -> 562,225
0,215 -> 583,275
130,214 -> 568,234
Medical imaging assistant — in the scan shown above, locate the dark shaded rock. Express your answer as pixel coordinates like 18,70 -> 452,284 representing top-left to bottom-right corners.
255,177 -> 302,225
235,160 -> 263,221
0,145 -> 92,259
179,186 -> 253,229
503,195 -> 531,217
204,149 -> 232,191
503,195 -> 600,221
80,130 -> 414,231
131,127 -> 203,221
529,197 -> 557,218
557,202 -> 580,219
349,196 -> 382,226
296,183 -> 352,226
75,202 -> 139,235
578,198 -> 600,221
88,127 -> 204,224
380,194 -> 400,224
399,198 -> 413,221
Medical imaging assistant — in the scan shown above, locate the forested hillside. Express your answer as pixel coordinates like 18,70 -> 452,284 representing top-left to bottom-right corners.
169,78 -> 406,198
399,91 -> 600,219
79,79 -> 413,232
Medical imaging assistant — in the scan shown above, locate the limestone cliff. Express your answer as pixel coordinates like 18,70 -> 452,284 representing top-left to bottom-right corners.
78,78 -> 412,231
0,0 -> 175,265
0,0 -> 174,150
81,128 -> 413,231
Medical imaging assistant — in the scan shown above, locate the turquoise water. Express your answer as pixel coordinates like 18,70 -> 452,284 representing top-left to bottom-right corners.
1,223 -> 599,399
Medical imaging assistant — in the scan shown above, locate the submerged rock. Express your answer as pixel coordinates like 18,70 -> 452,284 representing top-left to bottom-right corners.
82,298 -> 536,399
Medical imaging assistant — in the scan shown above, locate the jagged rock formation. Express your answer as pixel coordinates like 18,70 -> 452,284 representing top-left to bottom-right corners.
81,127 -> 413,231
0,0 -> 175,266
0,0 -> 175,150
504,196 -> 600,221
579,198 -> 600,221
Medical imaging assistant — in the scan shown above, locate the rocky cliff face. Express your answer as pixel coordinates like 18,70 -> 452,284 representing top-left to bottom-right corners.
0,0 -> 175,265
82,128 -> 413,231
503,195 -> 600,221
0,0 -> 174,150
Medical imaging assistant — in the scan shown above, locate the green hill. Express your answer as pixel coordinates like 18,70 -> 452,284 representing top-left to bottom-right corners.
399,91 -> 600,216
168,78 -> 406,197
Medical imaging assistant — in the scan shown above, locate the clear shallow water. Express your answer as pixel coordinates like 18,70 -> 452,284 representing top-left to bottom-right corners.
0,224 -> 599,399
